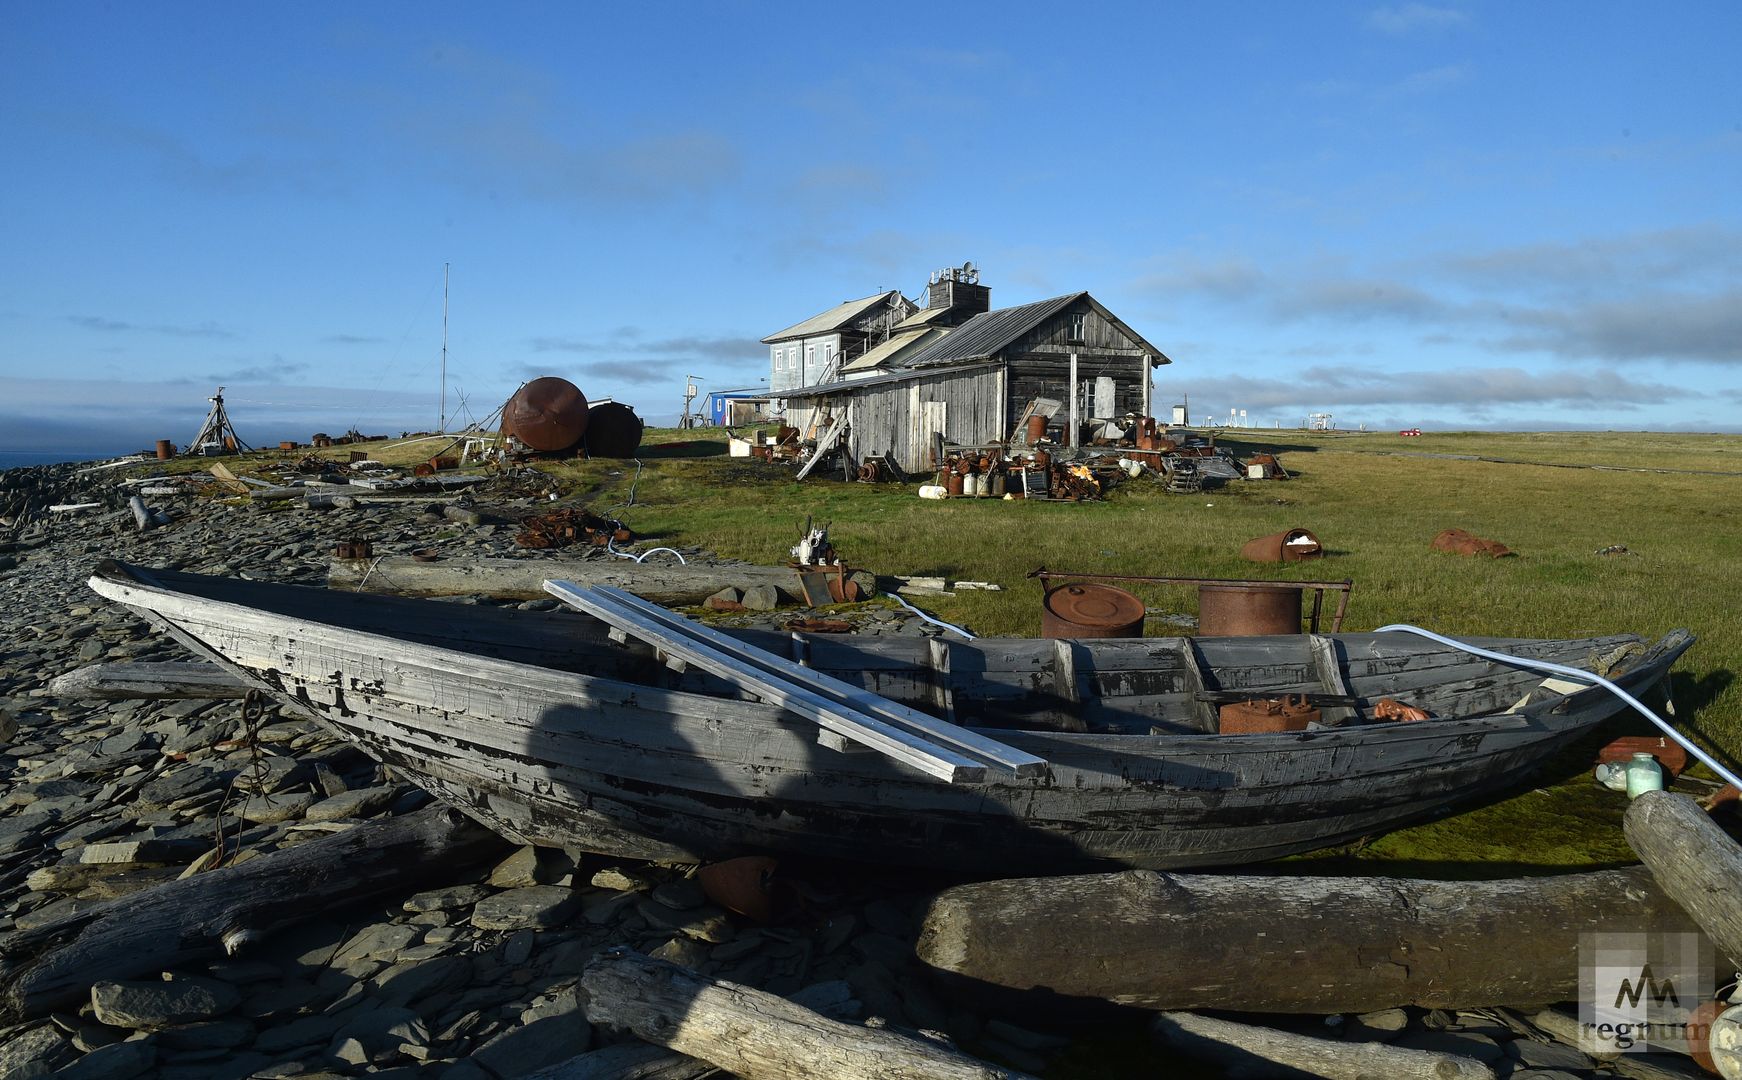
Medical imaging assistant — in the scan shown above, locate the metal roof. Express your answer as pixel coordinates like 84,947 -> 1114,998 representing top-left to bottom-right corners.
840,326 -> 951,373
900,292 -> 1172,368
893,305 -> 957,330
782,361 -> 1002,397
760,291 -> 905,344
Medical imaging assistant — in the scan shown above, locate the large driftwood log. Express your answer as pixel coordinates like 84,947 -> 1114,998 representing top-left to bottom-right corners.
49,661 -> 252,700
0,806 -> 509,1022
1151,1011 -> 1497,1080
329,556 -> 805,604
1624,789 -> 1742,965
581,950 -> 1035,1080
916,866 -> 1699,1014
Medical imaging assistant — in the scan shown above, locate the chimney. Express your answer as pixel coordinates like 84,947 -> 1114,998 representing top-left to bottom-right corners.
927,263 -> 990,321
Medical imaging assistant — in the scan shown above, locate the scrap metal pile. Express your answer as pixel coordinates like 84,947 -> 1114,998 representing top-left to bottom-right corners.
915,429 -> 1285,502
514,507 -> 632,550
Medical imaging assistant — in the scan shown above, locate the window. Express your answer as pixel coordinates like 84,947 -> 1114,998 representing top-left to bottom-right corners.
1067,312 -> 1086,341
805,344 -> 816,375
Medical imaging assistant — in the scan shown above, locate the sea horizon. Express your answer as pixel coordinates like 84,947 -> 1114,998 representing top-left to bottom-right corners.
0,449 -> 136,471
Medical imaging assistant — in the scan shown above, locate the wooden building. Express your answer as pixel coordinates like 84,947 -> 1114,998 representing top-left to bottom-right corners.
784,290 -> 1169,474
762,290 -> 918,393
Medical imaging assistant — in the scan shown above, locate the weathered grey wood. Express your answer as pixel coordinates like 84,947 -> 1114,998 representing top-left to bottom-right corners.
127,495 -> 153,531
1046,639 -> 1089,733
916,866 -> 1699,1013
581,950 -> 1034,1080
330,555 -> 804,604
547,582 -> 990,783
49,661 -> 252,700
0,806 -> 509,1022
1151,1011 -> 1497,1079
565,584 -> 1047,778
442,504 -> 483,526
1309,634 -> 1359,726
1624,790 -> 1742,965
927,637 -> 958,724
795,416 -> 846,481
523,1043 -> 715,1080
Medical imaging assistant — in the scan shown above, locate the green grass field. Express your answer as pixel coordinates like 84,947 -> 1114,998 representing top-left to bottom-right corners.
218,426 -> 1742,871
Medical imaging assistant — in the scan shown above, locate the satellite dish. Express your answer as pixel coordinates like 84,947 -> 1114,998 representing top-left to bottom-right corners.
963,261 -> 974,273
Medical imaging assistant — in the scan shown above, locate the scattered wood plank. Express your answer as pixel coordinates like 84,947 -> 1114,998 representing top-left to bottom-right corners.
127,495 -> 155,532
581,950 -> 1035,1080
47,503 -> 101,514
49,661 -> 253,700
915,866 -> 1698,1014
1623,789 -> 1742,965
330,556 -> 805,605
1151,1011 -> 1497,1080
0,806 -> 509,1022
795,417 -> 846,482
550,583 -> 1046,781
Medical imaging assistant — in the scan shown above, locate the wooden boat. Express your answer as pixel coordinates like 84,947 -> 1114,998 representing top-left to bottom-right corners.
88,561 -> 1693,874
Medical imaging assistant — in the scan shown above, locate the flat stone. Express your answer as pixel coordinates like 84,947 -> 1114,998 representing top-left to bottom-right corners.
302,785 -> 396,822
239,790 -> 314,824
1508,1038 -> 1597,1071
472,1014 -> 593,1078
501,930 -> 536,966
0,1023 -> 75,1077
90,977 -> 240,1029
334,922 -> 421,965
488,845 -> 576,889
251,1012 -> 339,1054
133,767 -> 221,813
373,953 -> 473,1007
649,877 -> 705,911
589,866 -> 654,892
155,1018 -> 255,1050
50,1040 -> 156,1080
741,584 -> 779,611
649,936 -> 710,969
472,886 -> 580,931
403,884 -> 493,913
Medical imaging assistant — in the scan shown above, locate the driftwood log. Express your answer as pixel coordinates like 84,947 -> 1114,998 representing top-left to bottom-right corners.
1151,1011 -> 1497,1080
49,661 -> 252,700
328,556 -> 807,604
581,950 -> 1035,1080
916,866 -> 1699,1014
0,806 -> 509,1022
1624,789 -> 1742,965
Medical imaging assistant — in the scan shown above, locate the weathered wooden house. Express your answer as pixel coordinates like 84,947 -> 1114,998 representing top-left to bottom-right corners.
782,283 -> 1170,474
762,290 -> 918,393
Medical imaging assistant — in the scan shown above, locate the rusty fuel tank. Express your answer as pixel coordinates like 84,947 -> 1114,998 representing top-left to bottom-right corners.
1041,582 -> 1145,638
1198,583 -> 1303,636
584,402 -> 644,458
504,377 -> 590,453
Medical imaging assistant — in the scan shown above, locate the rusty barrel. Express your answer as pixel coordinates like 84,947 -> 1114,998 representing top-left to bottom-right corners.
1240,528 -> 1322,563
1042,583 -> 1145,639
1198,583 -> 1303,636
1026,414 -> 1049,443
584,402 -> 644,458
154,439 -> 174,460
504,376 -> 589,452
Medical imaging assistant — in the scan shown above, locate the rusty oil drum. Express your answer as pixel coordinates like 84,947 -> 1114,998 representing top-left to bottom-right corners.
1041,582 -> 1145,638
1198,584 -> 1303,636
504,376 -> 590,452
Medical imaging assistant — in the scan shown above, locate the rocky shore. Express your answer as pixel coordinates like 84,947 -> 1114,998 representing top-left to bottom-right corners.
0,459 -> 1712,1079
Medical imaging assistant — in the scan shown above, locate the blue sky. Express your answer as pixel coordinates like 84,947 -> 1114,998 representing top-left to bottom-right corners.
2,2 -> 1738,451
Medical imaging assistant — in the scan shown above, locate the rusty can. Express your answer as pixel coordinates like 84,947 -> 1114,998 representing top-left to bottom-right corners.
1240,529 -> 1323,563
333,539 -> 372,560
1199,584 -> 1303,636
155,439 -> 174,460
1041,583 -> 1145,638
1218,695 -> 1320,734
946,471 -> 964,497
1026,414 -> 1049,443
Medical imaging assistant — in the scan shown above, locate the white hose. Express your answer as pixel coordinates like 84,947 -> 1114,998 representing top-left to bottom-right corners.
1375,623 -> 1740,791
605,535 -> 686,565
890,593 -> 977,640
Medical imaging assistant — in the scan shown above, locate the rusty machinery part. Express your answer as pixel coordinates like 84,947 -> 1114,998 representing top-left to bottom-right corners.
412,462 -> 434,477
1373,698 -> 1431,723
782,617 -> 854,634
697,856 -> 784,924
583,402 -> 644,459
516,507 -> 632,550
1219,695 -> 1321,735
1041,582 -> 1145,639
1239,528 -> 1323,563
1431,528 -> 1515,559
857,462 -> 881,483
1595,736 -> 1689,777
504,376 -> 590,452
1029,568 -> 1354,635
411,548 -> 441,562
333,539 -> 373,560
1198,583 -> 1303,637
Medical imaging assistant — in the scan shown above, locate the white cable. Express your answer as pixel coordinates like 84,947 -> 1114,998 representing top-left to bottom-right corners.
1375,623 -> 1738,791
604,534 -> 686,565
890,592 -> 976,640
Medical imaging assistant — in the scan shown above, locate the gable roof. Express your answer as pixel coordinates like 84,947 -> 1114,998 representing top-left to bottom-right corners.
761,291 -> 905,344
900,291 -> 1172,369
840,326 -> 951,374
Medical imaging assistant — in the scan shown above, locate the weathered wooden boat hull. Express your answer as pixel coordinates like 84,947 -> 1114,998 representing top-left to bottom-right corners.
88,562 -> 1693,873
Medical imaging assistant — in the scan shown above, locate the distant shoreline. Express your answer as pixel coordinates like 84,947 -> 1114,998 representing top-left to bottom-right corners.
0,450 -> 125,471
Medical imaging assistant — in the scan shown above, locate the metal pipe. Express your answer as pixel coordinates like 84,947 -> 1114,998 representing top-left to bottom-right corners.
1375,623 -> 1742,792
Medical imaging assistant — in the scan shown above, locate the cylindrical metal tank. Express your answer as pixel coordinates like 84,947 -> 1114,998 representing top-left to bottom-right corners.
584,402 -> 644,458
155,440 -> 174,460
504,377 -> 590,452
1041,583 -> 1145,639
1240,529 -> 1323,563
1198,584 -> 1303,636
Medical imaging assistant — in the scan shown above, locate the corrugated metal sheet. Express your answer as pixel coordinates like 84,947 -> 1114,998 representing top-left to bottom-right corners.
761,291 -> 904,344
894,306 -> 957,330
840,326 -> 950,374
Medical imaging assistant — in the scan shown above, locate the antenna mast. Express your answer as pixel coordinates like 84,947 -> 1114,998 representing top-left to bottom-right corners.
439,262 -> 450,433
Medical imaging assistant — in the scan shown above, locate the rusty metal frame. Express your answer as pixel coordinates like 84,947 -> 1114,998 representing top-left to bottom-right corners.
1028,567 -> 1354,633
